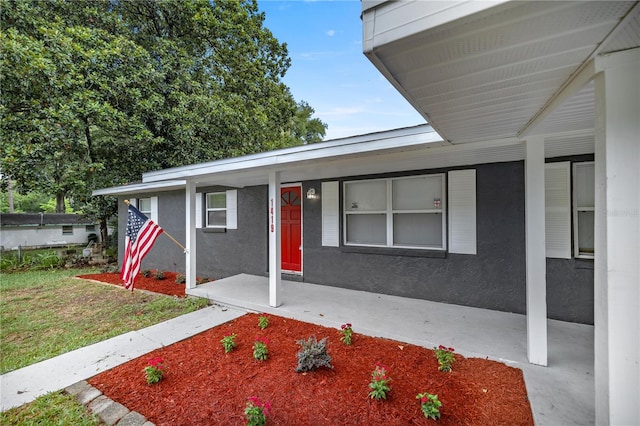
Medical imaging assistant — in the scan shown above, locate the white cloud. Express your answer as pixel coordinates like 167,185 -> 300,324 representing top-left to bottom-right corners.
326,29 -> 336,37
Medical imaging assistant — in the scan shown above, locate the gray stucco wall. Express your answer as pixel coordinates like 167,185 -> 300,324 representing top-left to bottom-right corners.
117,191 -> 186,273
117,159 -> 593,324
195,185 -> 268,279
302,160 -> 594,324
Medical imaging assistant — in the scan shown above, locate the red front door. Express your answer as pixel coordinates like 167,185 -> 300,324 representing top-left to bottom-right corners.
281,186 -> 302,272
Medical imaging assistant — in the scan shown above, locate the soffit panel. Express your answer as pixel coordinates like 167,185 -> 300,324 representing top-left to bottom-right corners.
365,0 -> 638,144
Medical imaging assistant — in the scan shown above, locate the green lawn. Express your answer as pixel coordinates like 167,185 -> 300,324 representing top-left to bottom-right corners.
0,392 -> 101,425
0,268 -> 208,374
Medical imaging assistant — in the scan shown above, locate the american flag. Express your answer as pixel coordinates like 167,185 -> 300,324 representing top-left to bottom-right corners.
121,204 -> 163,291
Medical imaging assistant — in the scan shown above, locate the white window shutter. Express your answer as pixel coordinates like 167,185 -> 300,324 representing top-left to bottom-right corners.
226,190 -> 238,230
448,170 -> 477,255
545,162 -> 571,259
195,193 -> 203,229
321,181 -> 339,247
150,196 -> 159,223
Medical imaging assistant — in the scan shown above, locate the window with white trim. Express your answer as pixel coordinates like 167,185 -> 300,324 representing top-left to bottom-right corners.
62,225 -> 73,235
573,162 -> 594,258
206,192 -> 227,228
138,198 -> 152,216
343,174 -> 446,250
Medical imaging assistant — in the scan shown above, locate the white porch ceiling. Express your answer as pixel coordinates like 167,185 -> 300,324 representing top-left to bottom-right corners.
363,1 -> 640,145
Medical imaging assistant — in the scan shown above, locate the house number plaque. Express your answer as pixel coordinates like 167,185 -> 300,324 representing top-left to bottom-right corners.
269,198 -> 274,232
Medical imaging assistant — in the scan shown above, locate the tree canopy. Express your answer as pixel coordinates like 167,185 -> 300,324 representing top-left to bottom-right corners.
0,0 -> 326,240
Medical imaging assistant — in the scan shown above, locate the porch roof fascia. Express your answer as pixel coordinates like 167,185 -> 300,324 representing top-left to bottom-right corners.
142,124 -> 444,184
92,180 -> 187,196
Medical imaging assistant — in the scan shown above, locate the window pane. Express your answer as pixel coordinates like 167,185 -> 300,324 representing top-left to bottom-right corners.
207,211 -> 227,227
346,214 -> 386,244
577,211 -> 594,256
345,180 -> 386,211
393,213 -> 442,247
393,176 -> 442,210
207,193 -> 226,209
138,198 -> 151,213
575,163 -> 594,208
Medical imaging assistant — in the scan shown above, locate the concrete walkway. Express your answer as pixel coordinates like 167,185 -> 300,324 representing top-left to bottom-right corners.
0,305 -> 245,412
188,274 -> 595,426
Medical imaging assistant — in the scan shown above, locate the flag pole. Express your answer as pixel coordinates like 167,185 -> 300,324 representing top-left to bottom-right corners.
124,199 -> 186,252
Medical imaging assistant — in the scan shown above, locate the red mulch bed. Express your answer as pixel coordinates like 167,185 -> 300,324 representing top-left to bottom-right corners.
88,313 -> 533,425
76,271 -> 187,297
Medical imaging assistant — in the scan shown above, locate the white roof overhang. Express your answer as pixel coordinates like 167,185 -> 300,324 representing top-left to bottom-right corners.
362,0 -> 639,146
140,125 -> 448,188
93,121 -> 597,197
92,180 -> 187,196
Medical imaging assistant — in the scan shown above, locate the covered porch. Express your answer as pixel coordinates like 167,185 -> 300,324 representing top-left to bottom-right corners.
188,274 -> 594,426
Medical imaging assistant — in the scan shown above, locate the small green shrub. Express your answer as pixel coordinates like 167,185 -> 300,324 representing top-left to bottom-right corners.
175,274 -> 186,284
258,315 -> 269,330
295,336 -> 333,373
142,270 -> 152,277
154,270 -> 165,280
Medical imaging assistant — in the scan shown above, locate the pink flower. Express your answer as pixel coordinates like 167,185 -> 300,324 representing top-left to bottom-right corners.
421,396 -> 428,404
255,337 -> 270,345
449,347 -> 455,352
262,400 -> 272,415
438,345 -> 446,350
148,356 -> 164,368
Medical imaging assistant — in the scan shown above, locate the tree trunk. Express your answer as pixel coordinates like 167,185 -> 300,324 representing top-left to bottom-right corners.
100,219 -> 109,246
7,180 -> 15,213
56,192 -> 65,213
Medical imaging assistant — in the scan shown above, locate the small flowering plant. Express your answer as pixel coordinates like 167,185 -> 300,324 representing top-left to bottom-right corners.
221,333 -> 237,353
244,396 -> 271,426
143,356 -> 165,384
368,362 -> 391,400
434,345 -> 456,372
417,392 -> 442,420
258,315 -> 269,330
253,337 -> 270,361
339,323 -> 353,345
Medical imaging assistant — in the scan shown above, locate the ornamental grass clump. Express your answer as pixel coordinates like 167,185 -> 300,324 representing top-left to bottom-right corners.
368,362 -> 391,400
221,333 -> 237,353
253,337 -> 270,361
339,323 -> 353,345
434,345 -> 456,372
295,336 -> 333,372
244,396 -> 271,426
417,392 -> 442,420
143,356 -> 165,384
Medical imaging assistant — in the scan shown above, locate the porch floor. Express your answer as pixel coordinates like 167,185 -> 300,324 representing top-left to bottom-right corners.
187,274 -> 594,426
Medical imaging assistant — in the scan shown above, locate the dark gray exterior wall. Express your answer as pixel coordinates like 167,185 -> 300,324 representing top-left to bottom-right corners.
117,191 -> 186,273
302,160 -> 594,325
118,159 -> 593,324
195,185 -> 268,279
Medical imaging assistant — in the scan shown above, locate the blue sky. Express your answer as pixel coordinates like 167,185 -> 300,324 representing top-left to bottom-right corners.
258,0 -> 424,140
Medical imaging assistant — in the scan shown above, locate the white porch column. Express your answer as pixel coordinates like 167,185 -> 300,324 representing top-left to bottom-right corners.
524,135 -> 548,366
185,180 -> 197,290
594,48 -> 640,426
268,171 -> 282,307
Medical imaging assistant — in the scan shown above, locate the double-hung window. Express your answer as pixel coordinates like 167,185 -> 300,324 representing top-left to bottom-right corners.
138,198 -> 152,217
206,192 -> 227,228
344,174 -> 446,250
